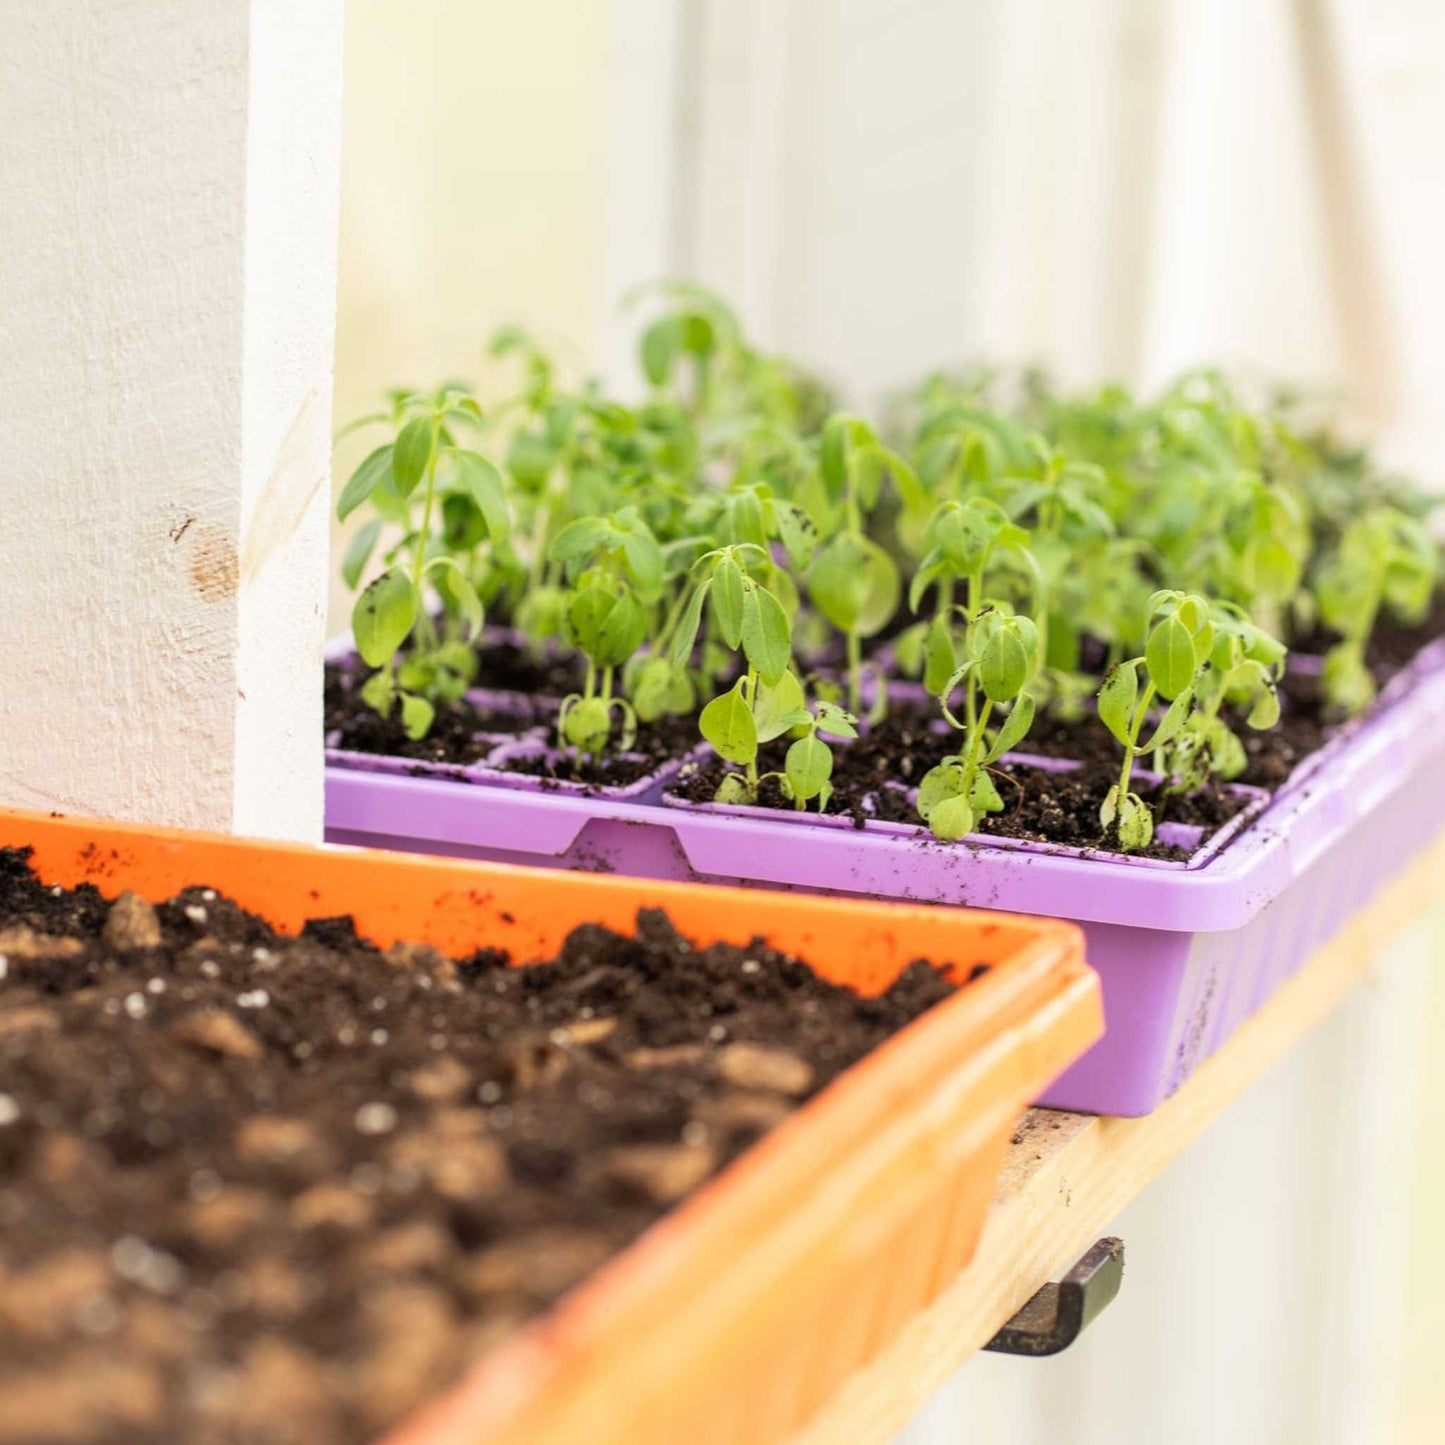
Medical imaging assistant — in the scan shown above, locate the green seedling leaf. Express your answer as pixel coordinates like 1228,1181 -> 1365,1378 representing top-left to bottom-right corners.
785,734 -> 833,802
714,772 -> 752,805
711,555 -> 746,648
400,693 -> 435,741
923,615 -> 957,697
549,517 -> 611,565
426,557 -> 484,640
359,669 -> 394,717
928,794 -> 975,842
741,584 -> 791,686
1098,660 -> 1140,745
1116,792 -> 1153,852
813,701 -> 858,739
669,580 -> 710,668
775,502 -> 818,571
983,693 -> 1036,764
1140,685 -> 1193,753
337,444 -> 395,522
341,517 -> 383,590
979,623 -> 1031,702
754,670 -> 808,742
970,769 -> 1004,815
729,490 -> 768,549
1146,613 -> 1199,700
917,762 -> 966,821
594,590 -> 648,667
453,450 -> 512,542
392,416 -> 434,499
352,569 -> 418,667
1247,684 -> 1280,730
619,529 -> 665,601
640,316 -> 683,385
562,697 -> 612,753
700,682 -> 758,765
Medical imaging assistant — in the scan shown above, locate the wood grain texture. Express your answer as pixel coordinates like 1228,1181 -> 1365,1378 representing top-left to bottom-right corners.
787,834 -> 1445,1445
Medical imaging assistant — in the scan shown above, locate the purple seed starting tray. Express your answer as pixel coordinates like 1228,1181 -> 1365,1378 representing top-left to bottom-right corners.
325,639 -> 1445,1115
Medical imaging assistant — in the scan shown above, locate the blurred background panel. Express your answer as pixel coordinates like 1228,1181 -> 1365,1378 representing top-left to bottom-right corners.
331,5 -> 1445,1439
331,0 -> 606,624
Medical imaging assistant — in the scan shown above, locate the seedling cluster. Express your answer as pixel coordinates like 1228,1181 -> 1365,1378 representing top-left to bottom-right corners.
336,291 -> 1441,851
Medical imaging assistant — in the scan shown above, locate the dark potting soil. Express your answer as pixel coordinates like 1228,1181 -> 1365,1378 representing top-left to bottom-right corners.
324,664 -> 548,766
471,637 -> 585,698
673,745 -> 1247,861
671,702 -> 955,828
969,758 -> 1251,860
1288,589 -> 1445,682
0,847 -> 956,1444
481,712 -> 703,792
1019,670 -> 1333,794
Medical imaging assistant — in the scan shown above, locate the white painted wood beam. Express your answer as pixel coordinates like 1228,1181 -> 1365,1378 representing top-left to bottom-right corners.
0,0 -> 343,841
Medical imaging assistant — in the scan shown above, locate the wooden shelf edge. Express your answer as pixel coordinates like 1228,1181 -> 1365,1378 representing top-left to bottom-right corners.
787,834 -> 1445,1445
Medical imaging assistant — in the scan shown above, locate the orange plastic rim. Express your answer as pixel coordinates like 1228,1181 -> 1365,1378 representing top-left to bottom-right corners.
0,809 -> 1101,1445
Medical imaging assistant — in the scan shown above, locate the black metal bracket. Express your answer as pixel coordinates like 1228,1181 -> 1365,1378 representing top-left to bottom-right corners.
983,1237 -> 1125,1357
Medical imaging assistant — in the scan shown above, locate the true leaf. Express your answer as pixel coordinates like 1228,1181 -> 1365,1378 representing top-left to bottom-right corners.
453,450 -> 512,542
699,683 -> 757,766
711,555 -> 746,648
1140,686 -> 1193,752
741,584 -> 791,685
669,581 -> 710,668
337,444 -> 395,522
1146,613 -> 1199,699
983,693 -> 1036,764
352,568 -> 418,668
979,623 -> 1030,702
341,516 -> 383,590
754,670 -> 807,742
549,517 -> 611,565
392,416 -> 434,499
619,528 -> 665,601
640,316 -> 683,386
775,502 -> 817,571
426,557 -> 483,640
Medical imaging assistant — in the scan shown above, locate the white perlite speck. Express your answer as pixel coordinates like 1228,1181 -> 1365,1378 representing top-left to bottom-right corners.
111,1236 -> 186,1295
183,904 -> 208,926
236,989 -> 269,1010
354,1102 -> 398,1135
0,1094 -> 19,1126
124,993 -> 147,1020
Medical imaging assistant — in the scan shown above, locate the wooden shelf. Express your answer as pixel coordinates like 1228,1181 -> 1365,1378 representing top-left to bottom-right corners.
788,835 -> 1445,1445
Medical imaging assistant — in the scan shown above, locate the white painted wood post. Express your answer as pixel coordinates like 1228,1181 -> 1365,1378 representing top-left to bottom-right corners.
0,0 -> 343,842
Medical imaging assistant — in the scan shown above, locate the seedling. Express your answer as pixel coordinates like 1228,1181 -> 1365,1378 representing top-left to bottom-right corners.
1314,506 -> 1438,714
807,413 -> 925,716
1154,605 -> 1285,790
336,385 -> 507,738
700,668 -> 858,810
917,611 -> 1038,841
1097,592 -> 1217,852
547,507 -> 665,757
